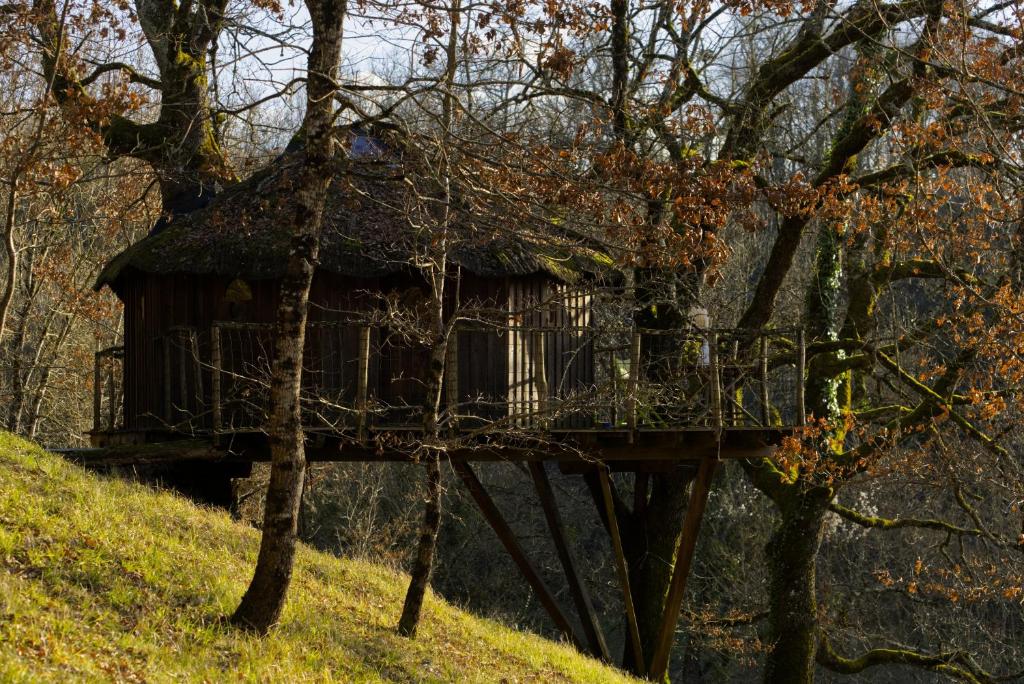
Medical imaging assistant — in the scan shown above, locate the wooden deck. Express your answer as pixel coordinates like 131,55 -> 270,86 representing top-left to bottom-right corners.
90,323 -> 806,463
77,425 -> 789,472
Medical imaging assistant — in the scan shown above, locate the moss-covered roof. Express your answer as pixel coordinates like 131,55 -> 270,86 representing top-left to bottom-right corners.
95,152 -> 613,292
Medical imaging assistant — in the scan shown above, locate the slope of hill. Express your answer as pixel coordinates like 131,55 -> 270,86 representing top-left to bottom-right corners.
0,434 -> 631,683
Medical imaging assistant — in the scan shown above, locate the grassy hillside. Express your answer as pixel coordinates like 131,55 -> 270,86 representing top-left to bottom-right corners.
0,434 -> 632,683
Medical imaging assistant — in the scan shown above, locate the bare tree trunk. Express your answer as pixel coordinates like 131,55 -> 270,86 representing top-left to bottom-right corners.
0,179 -> 18,344
396,0 -> 460,637
397,273 -> 451,636
398,451 -> 442,636
26,313 -> 75,441
230,0 -> 346,635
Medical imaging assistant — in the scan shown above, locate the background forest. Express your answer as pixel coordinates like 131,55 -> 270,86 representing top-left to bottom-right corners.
2,0 -> 1024,681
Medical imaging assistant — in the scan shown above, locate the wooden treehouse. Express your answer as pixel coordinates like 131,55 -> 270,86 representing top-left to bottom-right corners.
82,141 -> 807,678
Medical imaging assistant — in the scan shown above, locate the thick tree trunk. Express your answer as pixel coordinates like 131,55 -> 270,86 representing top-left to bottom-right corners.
230,0 -> 345,635
763,491 -> 830,683
34,0 -> 235,217
584,468 -> 692,676
622,471 -> 691,675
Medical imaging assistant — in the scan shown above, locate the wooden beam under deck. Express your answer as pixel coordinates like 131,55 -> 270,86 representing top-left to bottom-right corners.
78,427 -> 788,467
453,462 -> 585,651
529,461 -> 611,662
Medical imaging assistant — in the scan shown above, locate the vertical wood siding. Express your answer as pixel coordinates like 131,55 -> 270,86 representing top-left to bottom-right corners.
118,270 -> 595,433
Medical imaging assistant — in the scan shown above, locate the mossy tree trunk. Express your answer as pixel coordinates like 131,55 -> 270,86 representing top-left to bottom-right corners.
744,42 -> 890,682
34,0 -> 236,215
764,489 -> 831,682
230,0 -> 346,634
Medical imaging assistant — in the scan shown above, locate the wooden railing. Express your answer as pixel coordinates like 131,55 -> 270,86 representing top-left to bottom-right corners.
92,345 -> 124,433
94,322 -> 807,437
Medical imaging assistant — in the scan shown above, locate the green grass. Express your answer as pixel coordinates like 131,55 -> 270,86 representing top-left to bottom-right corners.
0,433 -> 633,683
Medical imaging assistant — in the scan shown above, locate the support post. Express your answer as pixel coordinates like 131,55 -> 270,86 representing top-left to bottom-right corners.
92,347 -> 101,433
627,330 -> 641,438
532,330 -> 548,430
760,334 -> 770,427
453,462 -> 584,651
211,325 -> 222,435
163,337 -> 172,424
178,332 -> 188,419
356,325 -> 371,441
597,466 -> 644,671
647,455 -> 718,681
107,355 -> 116,431
191,330 -> 203,412
796,329 -> 806,426
528,461 -> 610,662
708,331 -> 721,430
445,325 -> 459,431
607,350 -> 617,427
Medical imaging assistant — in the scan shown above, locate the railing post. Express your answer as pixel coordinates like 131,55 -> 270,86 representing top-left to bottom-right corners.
211,325 -> 222,435
178,331 -> 188,420
627,330 -> 641,438
446,325 -> 460,432
709,331 -> 722,430
356,325 -> 371,442
191,330 -> 203,413
607,350 -> 617,427
760,334 -> 770,427
796,329 -> 806,426
93,346 -> 101,433
107,354 -> 116,431
532,329 -> 548,430
163,337 -> 172,424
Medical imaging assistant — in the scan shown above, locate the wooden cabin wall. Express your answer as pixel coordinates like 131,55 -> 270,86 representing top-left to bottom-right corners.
118,270 -> 595,434
121,271 -> 383,433
549,284 -> 594,429
450,276 -> 509,424
507,276 -> 546,424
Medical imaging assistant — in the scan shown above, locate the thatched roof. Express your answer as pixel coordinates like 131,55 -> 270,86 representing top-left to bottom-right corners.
95,150 -> 613,293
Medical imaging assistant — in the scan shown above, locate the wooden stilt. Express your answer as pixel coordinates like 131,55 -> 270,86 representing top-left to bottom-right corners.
453,462 -> 584,651
597,466 -> 645,672
647,455 -> 718,681
528,461 -> 611,662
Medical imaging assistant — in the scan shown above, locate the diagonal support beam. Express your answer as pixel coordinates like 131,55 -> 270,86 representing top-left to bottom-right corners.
452,462 -> 584,651
597,466 -> 645,672
647,455 -> 718,681
529,461 -> 611,662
